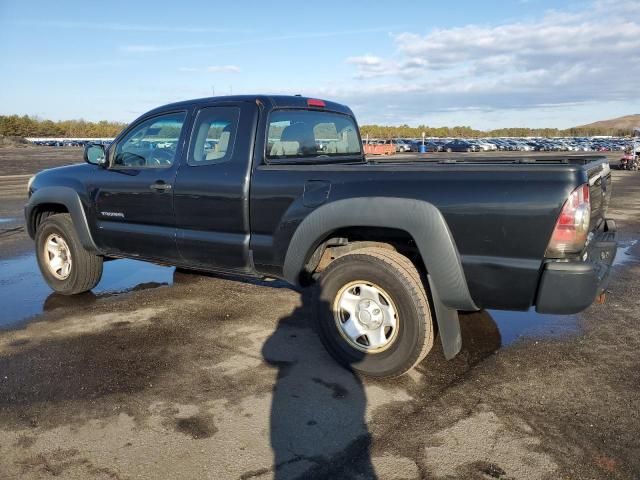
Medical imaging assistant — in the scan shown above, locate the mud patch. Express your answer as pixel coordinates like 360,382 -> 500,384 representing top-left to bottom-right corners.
15,446 -> 124,479
423,410 -> 557,479
470,461 -> 510,479
14,435 -> 36,448
16,447 -> 85,477
0,312 -> 186,429
174,414 -> 218,439
240,467 -> 272,479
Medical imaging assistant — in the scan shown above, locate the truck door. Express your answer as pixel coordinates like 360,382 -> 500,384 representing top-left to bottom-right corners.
92,110 -> 189,261
173,102 -> 257,272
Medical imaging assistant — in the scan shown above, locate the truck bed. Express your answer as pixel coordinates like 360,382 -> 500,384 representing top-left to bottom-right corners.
251,154 -> 612,311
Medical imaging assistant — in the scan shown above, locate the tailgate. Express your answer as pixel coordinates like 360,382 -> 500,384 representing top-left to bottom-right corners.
587,161 -> 612,231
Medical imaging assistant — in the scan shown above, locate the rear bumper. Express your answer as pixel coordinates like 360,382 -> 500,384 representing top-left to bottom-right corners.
535,219 -> 617,314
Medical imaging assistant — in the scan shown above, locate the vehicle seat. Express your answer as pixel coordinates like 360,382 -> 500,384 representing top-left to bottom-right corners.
270,122 -> 316,157
192,121 -> 210,162
206,126 -> 232,161
325,127 -> 358,154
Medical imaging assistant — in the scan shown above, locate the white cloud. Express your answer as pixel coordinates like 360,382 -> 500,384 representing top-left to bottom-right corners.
338,0 -> 640,127
346,55 -> 398,78
346,55 -> 384,67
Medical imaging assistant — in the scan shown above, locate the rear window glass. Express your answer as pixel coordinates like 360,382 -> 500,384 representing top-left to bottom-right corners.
267,110 -> 361,161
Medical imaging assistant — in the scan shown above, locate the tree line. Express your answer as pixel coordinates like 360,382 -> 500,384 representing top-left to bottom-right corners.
360,124 -> 635,138
0,114 -> 634,139
0,115 -> 126,138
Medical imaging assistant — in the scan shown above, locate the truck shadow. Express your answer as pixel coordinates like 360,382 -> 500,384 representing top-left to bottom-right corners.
260,288 -> 502,479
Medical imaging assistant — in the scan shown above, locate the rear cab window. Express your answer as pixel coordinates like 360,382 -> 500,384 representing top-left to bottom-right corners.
266,110 -> 362,162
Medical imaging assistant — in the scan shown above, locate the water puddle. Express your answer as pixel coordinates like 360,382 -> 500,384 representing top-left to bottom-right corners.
0,251 -> 598,347
614,239 -> 639,266
488,308 -> 579,346
488,238 -> 638,346
0,254 -> 175,329
0,218 -> 15,224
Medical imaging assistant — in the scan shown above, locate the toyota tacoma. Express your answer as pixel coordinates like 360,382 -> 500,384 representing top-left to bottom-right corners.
25,95 -> 617,377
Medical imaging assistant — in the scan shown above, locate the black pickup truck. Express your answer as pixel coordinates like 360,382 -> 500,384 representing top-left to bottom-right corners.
25,95 -> 617,377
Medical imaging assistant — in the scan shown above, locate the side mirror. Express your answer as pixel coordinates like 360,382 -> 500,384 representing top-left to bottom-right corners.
84,143 -> 107,166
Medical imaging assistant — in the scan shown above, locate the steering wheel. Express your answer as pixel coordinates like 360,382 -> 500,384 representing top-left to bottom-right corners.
149,147 -> 174,166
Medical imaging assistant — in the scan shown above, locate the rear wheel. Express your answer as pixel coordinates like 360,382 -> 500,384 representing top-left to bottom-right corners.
316,247 -> 434,378
35,213 -> 103,295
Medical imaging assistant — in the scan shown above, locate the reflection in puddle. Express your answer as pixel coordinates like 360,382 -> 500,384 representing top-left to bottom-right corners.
489,308 -> 579,346
614,240 -> 639,266
0,255 -> 174,329
490,237 -> 637,346
0,253 -> 588,348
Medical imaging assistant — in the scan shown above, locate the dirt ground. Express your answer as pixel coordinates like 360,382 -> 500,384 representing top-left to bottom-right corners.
0,147 -> 638,479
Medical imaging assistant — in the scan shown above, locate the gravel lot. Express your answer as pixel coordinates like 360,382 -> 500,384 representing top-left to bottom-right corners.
0,147 -> 638,479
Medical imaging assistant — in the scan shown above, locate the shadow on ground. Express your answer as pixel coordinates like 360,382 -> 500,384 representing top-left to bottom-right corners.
258,288 -> 502,479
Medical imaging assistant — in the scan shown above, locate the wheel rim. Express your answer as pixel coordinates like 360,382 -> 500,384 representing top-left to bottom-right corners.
333,281 -> 399,353
43,233 -> 72,280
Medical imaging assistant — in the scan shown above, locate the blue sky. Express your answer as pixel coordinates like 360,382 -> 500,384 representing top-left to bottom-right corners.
1,0 -> 639,129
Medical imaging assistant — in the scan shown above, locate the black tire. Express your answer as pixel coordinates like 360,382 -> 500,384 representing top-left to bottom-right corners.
35,213 -> 103,295
316,247 -> 434,378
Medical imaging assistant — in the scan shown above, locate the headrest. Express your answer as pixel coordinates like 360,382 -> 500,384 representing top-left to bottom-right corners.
281,122 -> 312,142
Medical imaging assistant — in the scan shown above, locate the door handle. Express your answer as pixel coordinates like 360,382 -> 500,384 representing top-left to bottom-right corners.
150,182 -> 172,192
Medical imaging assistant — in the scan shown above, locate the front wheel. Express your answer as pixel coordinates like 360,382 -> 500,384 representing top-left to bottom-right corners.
35,213 -> 103,295
316,247 -> 434,378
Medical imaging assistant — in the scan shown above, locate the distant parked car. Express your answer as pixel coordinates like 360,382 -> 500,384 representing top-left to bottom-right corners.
480,140 -> 497,151
423,141 -> 443,152
443,139 -> 478,152
487,139 -> 509,151
394,139 -> 413,152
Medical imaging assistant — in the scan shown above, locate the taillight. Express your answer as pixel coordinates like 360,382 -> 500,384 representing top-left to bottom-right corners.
545,184 -> 590,257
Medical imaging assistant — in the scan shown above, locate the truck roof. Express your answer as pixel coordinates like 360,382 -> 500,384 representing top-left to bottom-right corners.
146,95 -> 354,117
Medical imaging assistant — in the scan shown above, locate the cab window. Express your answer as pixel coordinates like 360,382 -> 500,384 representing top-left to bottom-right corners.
188,106 -> 240,166
111,112 -> 186,168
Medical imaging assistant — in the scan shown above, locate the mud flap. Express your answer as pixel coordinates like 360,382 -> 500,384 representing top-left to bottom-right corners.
427,274 -> 462,360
